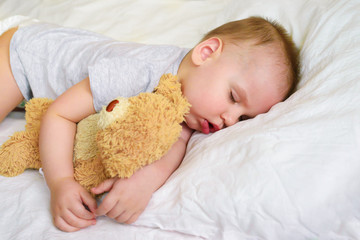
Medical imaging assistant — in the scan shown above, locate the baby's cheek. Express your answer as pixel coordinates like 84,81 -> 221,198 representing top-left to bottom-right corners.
183,114 -> 197,131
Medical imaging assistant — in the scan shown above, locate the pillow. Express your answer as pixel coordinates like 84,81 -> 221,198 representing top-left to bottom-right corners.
135,0 -> 360,239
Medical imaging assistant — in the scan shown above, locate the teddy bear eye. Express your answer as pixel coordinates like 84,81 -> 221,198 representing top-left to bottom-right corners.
106,100 -> 119,112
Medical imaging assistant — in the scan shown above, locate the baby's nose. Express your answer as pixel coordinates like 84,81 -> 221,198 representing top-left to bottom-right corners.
225,116 -> 238,127
222,112 -> 239,127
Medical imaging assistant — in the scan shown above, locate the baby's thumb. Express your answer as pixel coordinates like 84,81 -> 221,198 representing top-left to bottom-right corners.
91,178 -> 117,195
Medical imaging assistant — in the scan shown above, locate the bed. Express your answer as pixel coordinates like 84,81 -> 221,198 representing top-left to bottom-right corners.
0,0 -> 359,239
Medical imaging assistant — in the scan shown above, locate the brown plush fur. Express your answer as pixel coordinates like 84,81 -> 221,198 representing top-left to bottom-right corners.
0,74 -> 190,193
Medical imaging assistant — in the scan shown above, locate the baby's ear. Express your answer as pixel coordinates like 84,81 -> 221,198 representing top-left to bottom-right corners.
191,37 -> 223,65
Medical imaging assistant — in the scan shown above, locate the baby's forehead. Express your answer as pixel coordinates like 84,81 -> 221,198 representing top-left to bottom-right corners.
233,40 -> 288,66
224,39 -> 291,85
248,43 -> 291,97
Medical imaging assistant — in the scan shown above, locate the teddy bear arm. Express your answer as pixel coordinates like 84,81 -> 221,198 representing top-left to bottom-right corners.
0,130 -> 41,177
24,98 -> 53,131
74,156 -> 107,193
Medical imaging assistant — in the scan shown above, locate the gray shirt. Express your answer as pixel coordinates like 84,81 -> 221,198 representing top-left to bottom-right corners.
9,23 -> 189,111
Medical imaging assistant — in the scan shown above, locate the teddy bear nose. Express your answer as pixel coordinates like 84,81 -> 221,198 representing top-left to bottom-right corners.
106,100 -> 119,112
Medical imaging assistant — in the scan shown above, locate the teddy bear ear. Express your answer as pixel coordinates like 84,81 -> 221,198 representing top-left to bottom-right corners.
154,73 -> 191,121
153,73 -> 178,96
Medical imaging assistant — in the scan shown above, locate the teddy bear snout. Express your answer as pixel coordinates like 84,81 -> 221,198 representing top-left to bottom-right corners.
106,100 -> 119,112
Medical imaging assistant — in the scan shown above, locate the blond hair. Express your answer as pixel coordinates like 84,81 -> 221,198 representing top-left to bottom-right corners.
202,16 -> 299,98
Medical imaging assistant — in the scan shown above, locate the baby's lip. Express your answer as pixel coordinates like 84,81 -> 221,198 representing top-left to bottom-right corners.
201,120 -> 220,134
201,119 -> 210,134
209,122 -> 220,133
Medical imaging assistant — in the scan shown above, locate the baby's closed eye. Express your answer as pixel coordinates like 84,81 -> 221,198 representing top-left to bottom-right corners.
239,115 -> 251,121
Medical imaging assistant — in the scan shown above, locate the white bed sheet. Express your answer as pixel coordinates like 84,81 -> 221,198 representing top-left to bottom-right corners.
1,0 -> 360,239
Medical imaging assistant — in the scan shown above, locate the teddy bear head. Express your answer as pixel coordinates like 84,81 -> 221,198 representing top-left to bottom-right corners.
96,73 -> 190,179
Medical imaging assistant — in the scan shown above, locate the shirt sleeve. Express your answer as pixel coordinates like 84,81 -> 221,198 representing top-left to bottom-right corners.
88,57 -> 160,112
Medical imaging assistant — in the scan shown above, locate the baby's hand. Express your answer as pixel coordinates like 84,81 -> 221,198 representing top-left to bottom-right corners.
91,170 -> 155,224
49,177 -> 97,232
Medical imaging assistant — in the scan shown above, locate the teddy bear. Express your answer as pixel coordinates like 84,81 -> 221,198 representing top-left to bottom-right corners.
0,73 -> 190,193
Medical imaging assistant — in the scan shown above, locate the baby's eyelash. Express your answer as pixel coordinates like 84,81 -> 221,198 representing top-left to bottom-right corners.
239,115 -> 250,121
230,91 -> 236,103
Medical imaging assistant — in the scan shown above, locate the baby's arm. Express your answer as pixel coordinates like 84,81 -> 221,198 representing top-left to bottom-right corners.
92,123 -> 193,223
40,77 -> 97,232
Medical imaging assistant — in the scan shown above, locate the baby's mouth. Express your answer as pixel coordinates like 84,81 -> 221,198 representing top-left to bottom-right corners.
201,120 -> 220,134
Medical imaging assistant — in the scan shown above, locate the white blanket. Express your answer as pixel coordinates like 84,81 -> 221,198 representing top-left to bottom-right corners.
0,0 -> 359,239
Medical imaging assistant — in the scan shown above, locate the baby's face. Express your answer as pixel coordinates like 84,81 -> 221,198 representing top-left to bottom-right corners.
180,42 -> 288,134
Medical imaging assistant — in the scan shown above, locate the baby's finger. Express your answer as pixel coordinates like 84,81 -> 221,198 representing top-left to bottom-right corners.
91,178 -> 117,195
125,212 -> 140,224
114,210 -> 132,223
53,216 -> 80,232
64,209 -> 96,229
80,190 -> 97,214
106,202 -> 126,219
95,192 -> 118,216
70,200 -> 96,220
